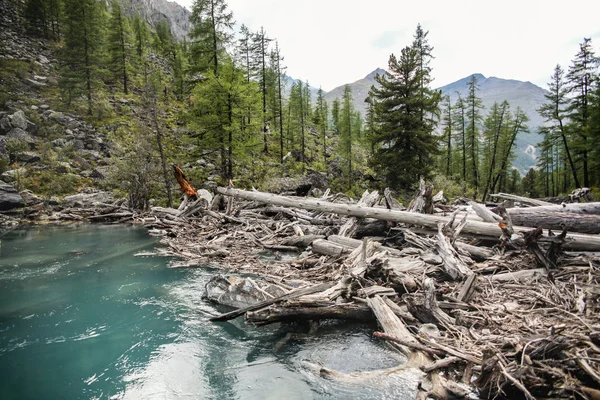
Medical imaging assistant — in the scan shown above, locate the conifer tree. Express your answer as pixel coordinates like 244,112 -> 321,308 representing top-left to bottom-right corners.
538,65 -> 580,189
268,42 -> 286,163
368,46 -> 441,190
566,38 -> 599,187
24,0 -> 48,37
481,101 -> 509,201
453,93 -> 467,183
189,0 -> 234,76
339,85 -> 354,189
465,75 -> 484,194
60,0 -> 106,115
252,27 -> 273,153
314,88 -> 328,167
107,0 -> 132,94
441,95 -> 453,176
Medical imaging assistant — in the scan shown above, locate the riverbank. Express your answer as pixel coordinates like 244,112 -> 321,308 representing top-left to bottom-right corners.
3,184 -> 600,399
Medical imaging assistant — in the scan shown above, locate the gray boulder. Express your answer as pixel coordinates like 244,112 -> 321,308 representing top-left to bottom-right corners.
7,128 -> 37,146
9,110 -> 28,130
63,189 -> 116,208
0,116 -> 11,134
19,189 -> 42,205
1,168 -> 27,183
0,180 -> 24,211
15,151 -> 41,163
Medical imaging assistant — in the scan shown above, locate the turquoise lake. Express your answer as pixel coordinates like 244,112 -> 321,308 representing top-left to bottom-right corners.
0,224 -> 415,399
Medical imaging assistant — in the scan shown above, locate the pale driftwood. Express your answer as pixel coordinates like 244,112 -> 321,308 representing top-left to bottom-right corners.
457,274 -> 478,303
408,178 -> 434,214
209,281 -> 335,321
406,278 -> 455,327
423,356 -> 462,373
505,210 -> 600,234
490,268 -> 548,283
468,201 -> 502,223
490,193 -> 554,206
506,202 -> 600,215
281,235 -> 324,248
435,223 -> 473,280
215,187 -> 600,250
338,190 -> 380,237
311,239 -> 350,257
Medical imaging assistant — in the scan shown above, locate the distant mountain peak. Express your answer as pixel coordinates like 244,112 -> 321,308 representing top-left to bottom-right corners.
365,68 -> 387,80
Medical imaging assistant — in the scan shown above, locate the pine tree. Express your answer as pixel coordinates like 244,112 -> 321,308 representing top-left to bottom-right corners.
368,46 -> 441,190
107,0 -> 132,94
490,108 -> 529,193
566,38 -> 599,187
60,0 -> 106,115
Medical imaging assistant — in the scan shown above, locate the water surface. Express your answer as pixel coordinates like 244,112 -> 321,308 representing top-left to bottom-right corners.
0,224 -> 415,399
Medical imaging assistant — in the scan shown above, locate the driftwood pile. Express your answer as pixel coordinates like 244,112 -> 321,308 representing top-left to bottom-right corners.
138,180 -> 600,400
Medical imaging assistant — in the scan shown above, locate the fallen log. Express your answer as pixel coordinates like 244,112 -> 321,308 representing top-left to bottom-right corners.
245,302 -> 373,326
506,202 -> 600,215
216,187 -> 600,251
209,281 -> 335,322
506,210 -> 600,234
490,193 -> 554,206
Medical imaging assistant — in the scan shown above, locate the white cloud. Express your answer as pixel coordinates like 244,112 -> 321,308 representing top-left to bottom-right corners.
174,0 -> 600,91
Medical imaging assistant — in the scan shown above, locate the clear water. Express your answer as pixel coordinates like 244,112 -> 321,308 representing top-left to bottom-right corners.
0,224 -> 416,400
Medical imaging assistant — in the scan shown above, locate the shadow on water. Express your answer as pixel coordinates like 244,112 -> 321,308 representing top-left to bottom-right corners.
0,224 -> 416,400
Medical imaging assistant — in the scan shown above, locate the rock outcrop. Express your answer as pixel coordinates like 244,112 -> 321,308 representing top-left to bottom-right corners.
0,180 -> 24,211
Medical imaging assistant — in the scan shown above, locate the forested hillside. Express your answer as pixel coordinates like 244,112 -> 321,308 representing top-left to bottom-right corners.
1,0 -> 599,212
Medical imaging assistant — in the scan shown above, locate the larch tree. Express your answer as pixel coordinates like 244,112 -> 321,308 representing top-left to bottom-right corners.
107,0 -> 132,94
566,38 -> 599,187
339,85 -> 354,189
60,0 -> 106,115
538,64 -> 580,189
465,75 -> 484,194
251,27 -> 273,153
189,0 -> 234,76
453,93 -> 467,183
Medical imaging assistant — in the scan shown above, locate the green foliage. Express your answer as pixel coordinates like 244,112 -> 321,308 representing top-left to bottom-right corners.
368,26 -> 441,191
5,139 -> 28,164
22,169 -> 87,196
60,0 -> 107,114
107,0 -> 133,94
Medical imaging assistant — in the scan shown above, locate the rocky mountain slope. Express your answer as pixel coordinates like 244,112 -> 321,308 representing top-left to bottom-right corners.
121,0 -> 191,41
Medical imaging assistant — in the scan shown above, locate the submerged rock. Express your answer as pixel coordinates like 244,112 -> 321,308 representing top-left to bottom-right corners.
204,275 -> 288,309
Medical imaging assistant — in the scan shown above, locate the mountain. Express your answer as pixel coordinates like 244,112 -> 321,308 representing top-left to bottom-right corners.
324,68 -> 385,117
282,75 -> 322,100
121,0 -> 191,41
326,69 -> 548,174
438,73 -> 547,129
438,73 -> 548,174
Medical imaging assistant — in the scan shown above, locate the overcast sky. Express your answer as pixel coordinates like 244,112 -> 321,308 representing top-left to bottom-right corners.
173,0 -> 600,91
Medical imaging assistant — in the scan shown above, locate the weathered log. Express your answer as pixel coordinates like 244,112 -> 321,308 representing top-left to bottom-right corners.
209,281 -> 335,321
311,239 -> 351,257
505,202 -> 600,215
408,178 -> 434,214
245,303 -> 373,326
490,193 -> 554,206
216,187 -> 600,251
506,210 -> 600,234
468,201 -> 502,223
490,268 -> 548,282
338,190 -> 380,237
